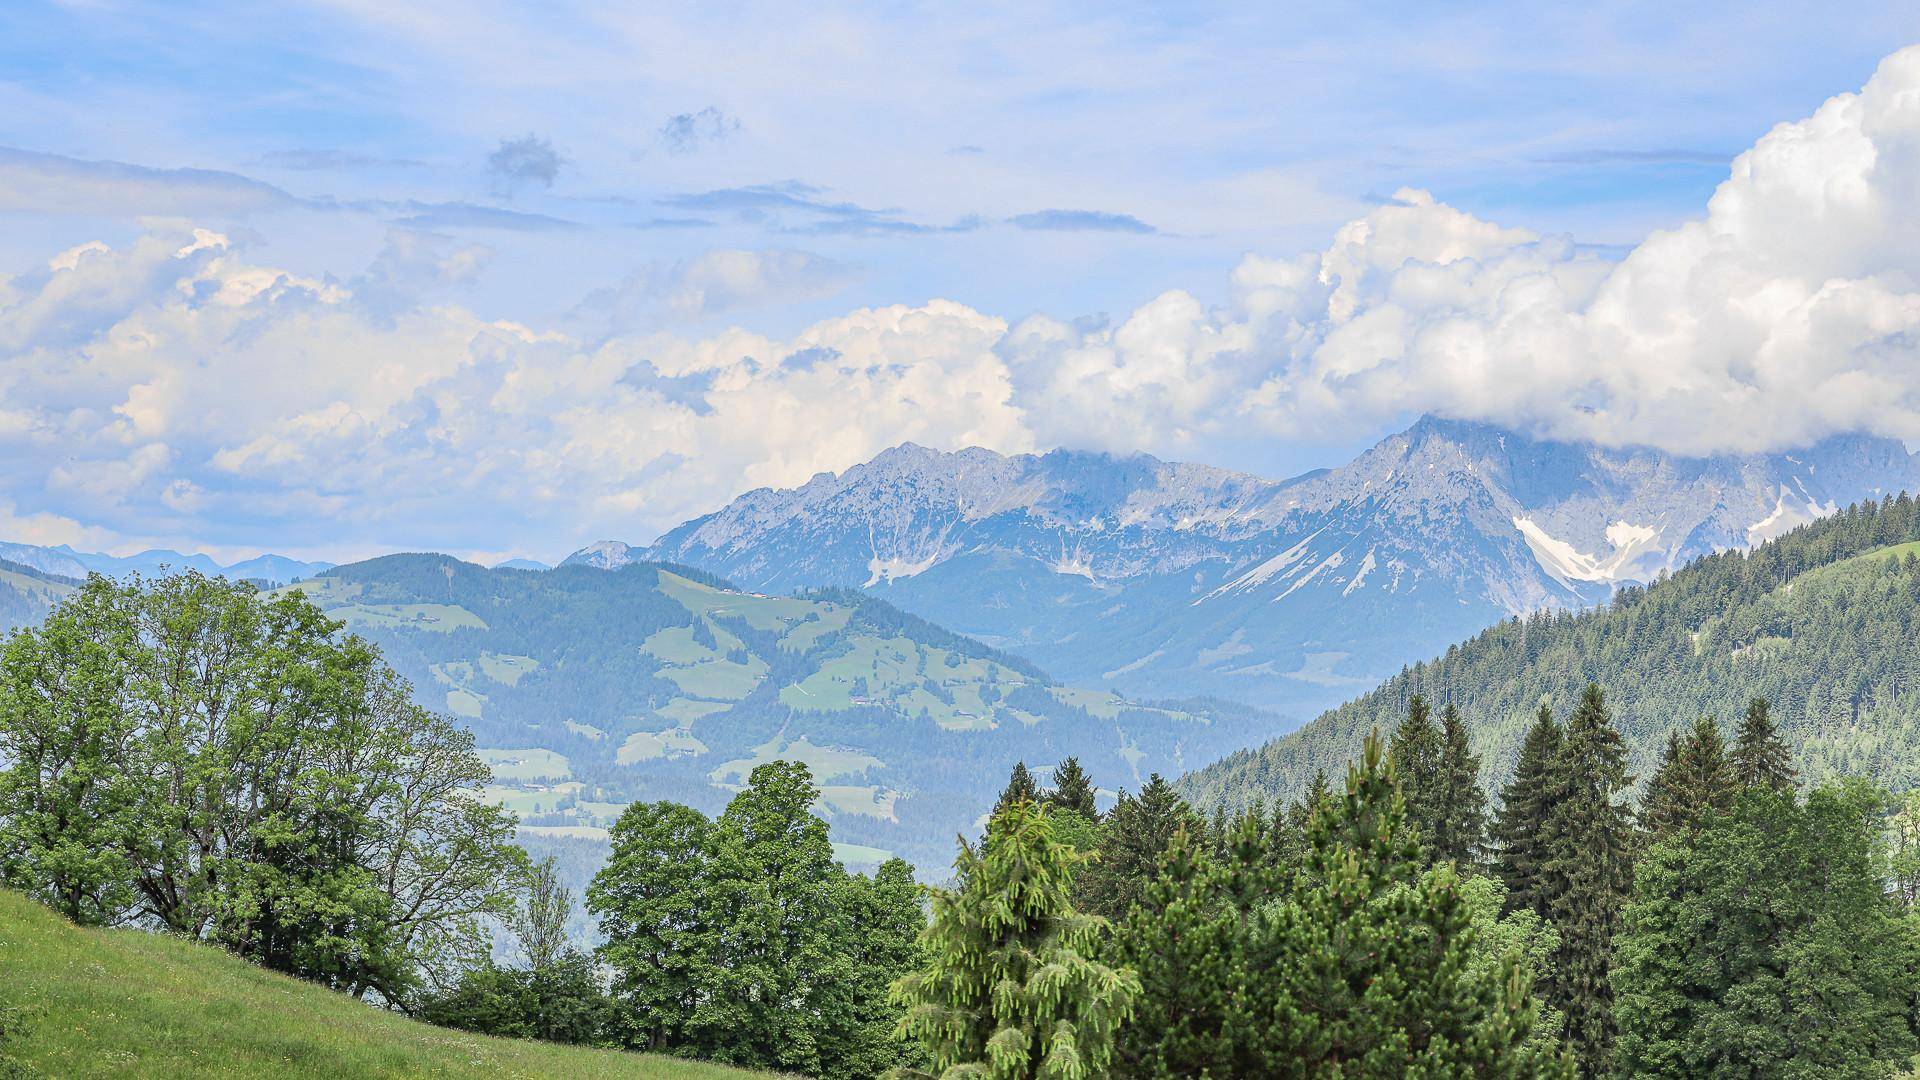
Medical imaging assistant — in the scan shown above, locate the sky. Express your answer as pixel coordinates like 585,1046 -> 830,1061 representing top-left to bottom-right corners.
4,2 -> 1920,564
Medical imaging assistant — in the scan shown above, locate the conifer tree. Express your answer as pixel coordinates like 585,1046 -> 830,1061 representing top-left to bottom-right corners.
1493,704 -> 1564,919
1044,756 -> 1097,819
1387,694 -> 1442,842
1731,697 -> 1795,793
1076,773 -> 1201,919
891,800 -> 1138,1079
1638,717 -> 1734,840
1259,732 -> 1568,1078
996,761 -> 1038,814
1541,684 -> 1633,1077
1431,702 -> 1488,867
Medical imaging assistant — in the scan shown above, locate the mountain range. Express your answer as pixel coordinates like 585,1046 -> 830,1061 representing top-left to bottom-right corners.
569,416 -> 1920,725
1179,491 -> 1920,815
0,542 -> 332,585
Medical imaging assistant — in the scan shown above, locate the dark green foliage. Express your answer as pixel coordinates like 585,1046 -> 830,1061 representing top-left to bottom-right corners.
1182,495 -> 1920,815
1045,756 -> 1098,819
997,761 -> 1039,815
587,763 -> 923,1079
1732,696 -> 1795,793
1637,716 -> 1735,840
419,952 -> 613,1046
1386,694 -> 1442,841
1541,684 -> 1634,1077
0,572 -> 522,1003
1075,773 -> 1204,919
1613,781 -> 1920,1076
890,799 -> 1138,1079
1261,733 -> 1568,1077
1493,706 -> 1564,920
1431,703 -> 1488,867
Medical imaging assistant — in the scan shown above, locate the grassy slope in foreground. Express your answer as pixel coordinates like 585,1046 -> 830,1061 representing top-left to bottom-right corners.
0,890 -> 784,1080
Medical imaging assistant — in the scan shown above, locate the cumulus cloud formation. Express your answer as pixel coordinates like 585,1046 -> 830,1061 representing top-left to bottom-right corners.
7,46 -> 1920,556
1011,46 -> 1920,457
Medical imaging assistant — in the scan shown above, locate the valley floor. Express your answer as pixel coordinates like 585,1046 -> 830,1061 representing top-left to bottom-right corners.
0,890 -> 789,1080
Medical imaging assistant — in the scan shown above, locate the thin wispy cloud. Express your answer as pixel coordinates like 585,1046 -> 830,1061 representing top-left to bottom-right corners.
1009,209 -> 1157,234
660,107 -> 741,155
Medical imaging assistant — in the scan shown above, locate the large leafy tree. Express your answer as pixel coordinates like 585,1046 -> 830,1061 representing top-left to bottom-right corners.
589,764 -> 922,1078
1613,781 -> 1919,1076
891,798 -> 1138,1079
0,572 -> 520,1002
1540,684 -> 1634,1077
1492,705 -> 1565,919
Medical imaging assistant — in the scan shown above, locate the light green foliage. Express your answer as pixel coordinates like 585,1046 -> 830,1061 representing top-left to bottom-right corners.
0,573 -> 523,1004
890,798 -> 1138,1079
1613,781 -> 1920,1077
0,888 -> 774,1079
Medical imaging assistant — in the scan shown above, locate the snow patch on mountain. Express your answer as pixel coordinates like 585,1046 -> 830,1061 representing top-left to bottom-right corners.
1343,549 -> 1378,596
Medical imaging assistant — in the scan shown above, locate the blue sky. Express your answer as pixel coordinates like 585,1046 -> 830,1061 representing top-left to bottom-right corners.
3,3 -> 1920,562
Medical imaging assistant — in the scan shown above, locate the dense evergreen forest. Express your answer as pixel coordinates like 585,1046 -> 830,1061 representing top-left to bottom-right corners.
1182,493 -> 1920,815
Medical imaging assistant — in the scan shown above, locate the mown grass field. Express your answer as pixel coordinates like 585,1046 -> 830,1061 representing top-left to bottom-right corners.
0,890 -> 788,1079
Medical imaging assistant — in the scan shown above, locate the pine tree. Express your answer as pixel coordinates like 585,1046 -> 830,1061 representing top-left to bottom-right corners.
995,761 -> 1038,814
1387,694 -> 1442,844
891,800 -> 1138,1079
1493,704 -> 1565,919
1638,717 -> 1735,840
1258,732 -> 1569,1077
1076,773 -> 1202,919
1044,756 -> 1097,819
1731,697 -> 1795,793
1541,684 -> 1634,1077
1431,702 -> 1488,867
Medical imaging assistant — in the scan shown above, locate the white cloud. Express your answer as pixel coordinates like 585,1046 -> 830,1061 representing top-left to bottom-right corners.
7,46 -> 1920,557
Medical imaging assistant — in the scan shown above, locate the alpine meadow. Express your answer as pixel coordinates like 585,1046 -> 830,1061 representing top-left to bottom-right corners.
9,5 -> 1920,1079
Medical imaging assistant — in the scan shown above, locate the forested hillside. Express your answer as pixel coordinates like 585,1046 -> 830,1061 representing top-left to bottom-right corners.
0,559 -> 76,636
278,555 -> 1262,869
1181,493 -> 1920,814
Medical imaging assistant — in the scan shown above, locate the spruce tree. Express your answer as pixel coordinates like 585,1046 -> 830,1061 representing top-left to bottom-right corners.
1387,693 -> 1442,844
1431,702 -> 1488,867
995,761 -> 1038,814
1639,717 -> 1734,840
1076,773 -> 1202,919
890,800 -> 1138,1079
1731,697 -> 1794,793
1493,704 -> 1565,919
1541,684 -> 1633,1077
1044,756 -> 1098,819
